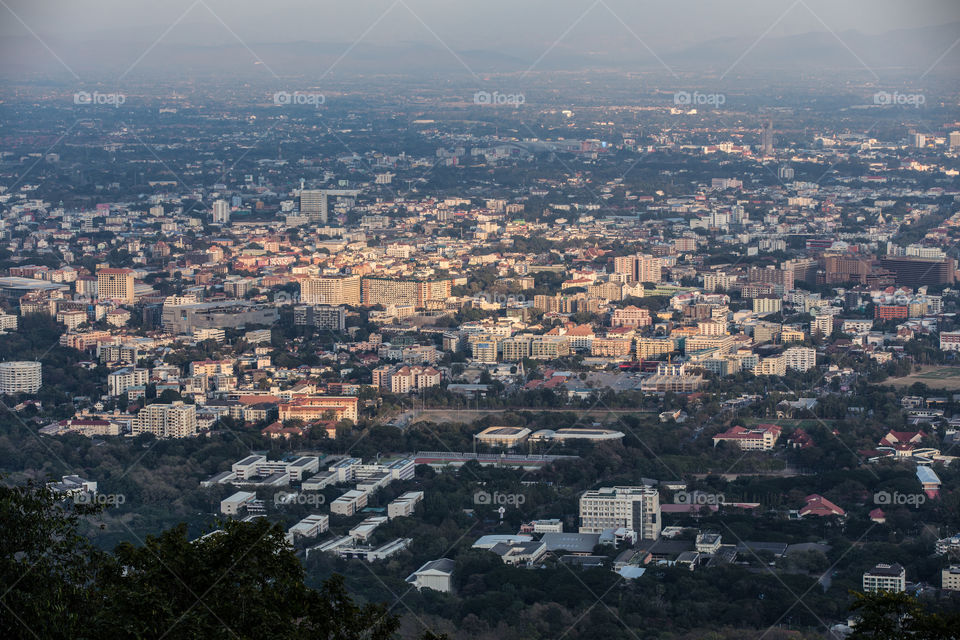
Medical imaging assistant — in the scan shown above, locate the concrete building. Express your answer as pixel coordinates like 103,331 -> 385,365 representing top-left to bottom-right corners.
712,424 -> 782,450
579,486 -> 661,540
784,347 -> 816,372
862,563 -> 906,593
330,489 -> 368,516
135,401 -> 198,438
942,566 -> 960,592
0,360 -> 42,394
97,268 -> 135,304
221,490 -> 256,515
107,367 -> 149,397
161,301 -> 278,334
212,199 -> 230,224
406,558 -> 455,593
293,305 -> 346,331
299,276 -> 361,306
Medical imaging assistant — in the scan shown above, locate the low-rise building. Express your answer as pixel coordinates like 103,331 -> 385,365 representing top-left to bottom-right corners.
862,563 -> 906,593
712,424 -> 782,450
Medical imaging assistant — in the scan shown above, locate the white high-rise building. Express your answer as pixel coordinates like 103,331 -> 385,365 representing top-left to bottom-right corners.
212,199 -> 230,224
0,361 -> 42,394
579,486 -> 660,540
784,346 -> 816,372
107,367 -> 149,397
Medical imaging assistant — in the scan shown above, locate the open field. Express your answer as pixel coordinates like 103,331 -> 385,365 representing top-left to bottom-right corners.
886,366 -> 960,390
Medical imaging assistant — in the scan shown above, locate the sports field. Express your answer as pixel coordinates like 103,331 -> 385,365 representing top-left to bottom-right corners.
887,366 -> 960,390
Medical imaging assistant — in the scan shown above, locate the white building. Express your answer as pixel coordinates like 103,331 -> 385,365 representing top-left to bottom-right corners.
579,486 -> 660,540
212,199 -> 230,224
287,514 -> 329,544
784,347 -> 816,372
388,491 -> 424,519
406,558 -> 455,593
220,490 -> 256,515
0,361 -> 42,394
107,367 -> 149,397
330,489 -> 368,516
862,563 -> 906,593
943,566 -> 960,592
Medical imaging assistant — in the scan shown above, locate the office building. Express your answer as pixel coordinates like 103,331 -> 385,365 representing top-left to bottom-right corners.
300,190 -> 328,223
579,486 -> 661,540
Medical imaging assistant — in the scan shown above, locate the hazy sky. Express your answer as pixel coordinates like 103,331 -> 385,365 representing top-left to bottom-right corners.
3,0 -> 958,51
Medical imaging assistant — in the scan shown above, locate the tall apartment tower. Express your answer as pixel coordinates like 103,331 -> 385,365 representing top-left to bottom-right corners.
135,401 -> 198,438
760,120 -> 774,155
97,268 -> 135,304
212,199 -> 230,224
949,131 -> 960,150
300,190 -> 328,224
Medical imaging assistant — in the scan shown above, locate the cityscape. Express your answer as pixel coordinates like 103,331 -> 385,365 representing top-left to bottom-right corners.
2,1 -> 960,639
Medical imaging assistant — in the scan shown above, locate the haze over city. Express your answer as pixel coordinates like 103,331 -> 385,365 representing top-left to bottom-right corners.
1,2 -> 960,640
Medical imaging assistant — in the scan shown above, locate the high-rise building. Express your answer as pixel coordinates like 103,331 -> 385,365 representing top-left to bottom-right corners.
613,254 -> 662,284
0,361 -> 42,394
97,268 -> 135,304
579,486 -> 661,540
812,314 -> 833,336
300,275 -> 362,306
135,401 -> 198,438
300,190 -> 327,223
760,120 -> 774,155
950,131 -> 960,150
784,346 -> 816,372
293,305 -> 346,331
912,132 -> 926,148
212,199 -> 230,224
361,278 -> 452,308
879,256 -> 956,288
